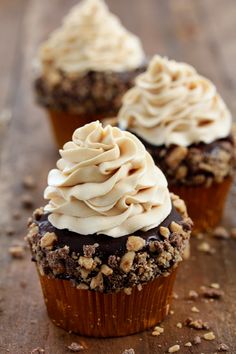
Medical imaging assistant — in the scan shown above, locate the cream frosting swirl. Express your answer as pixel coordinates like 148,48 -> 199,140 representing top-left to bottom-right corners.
39,0 -> 145,80
44,121 -> 171,238
118,55 -> 232,147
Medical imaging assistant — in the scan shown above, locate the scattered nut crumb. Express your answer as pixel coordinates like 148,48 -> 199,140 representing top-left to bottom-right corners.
152,326 -> 164,336
22,175 -> 36,189
184,342 -> 192,347
172,292 -> 179,299
159,226 -> 170,238
201,286 -> 224,299
193,336 -> 201,345
30,348 -> 45,354
168,344 -> 180,353
203,331 -> 215,341
126,236 -> 145,251
170,310 -> 174,315
40,232 -> 57,249
9,245 -> 25,259
197,242 -> 215,254
188,290 -> 199,300
185,317 -> 209,330
122,349 -> 135,354
67,342 -> 84,352
217,343 -> 229,352
191,306 -> 200,313
21,194 -> 34,209
213,226 -> 229,239
176,322 -> 182,328
210,283 -> 220,289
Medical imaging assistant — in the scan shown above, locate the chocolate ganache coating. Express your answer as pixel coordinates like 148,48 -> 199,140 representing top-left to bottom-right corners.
36,205 -> 182,260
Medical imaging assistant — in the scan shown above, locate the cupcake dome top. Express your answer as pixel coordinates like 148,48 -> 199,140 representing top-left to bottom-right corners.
44,121 -> 171,237
118,55 -> 232,147
39,0 -> 145,79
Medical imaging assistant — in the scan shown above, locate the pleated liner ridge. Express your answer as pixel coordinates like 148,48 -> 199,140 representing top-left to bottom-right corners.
38,269 -> 177,337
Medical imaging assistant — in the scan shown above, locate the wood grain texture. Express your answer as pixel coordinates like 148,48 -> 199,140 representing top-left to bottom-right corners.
0,0 -> 235,353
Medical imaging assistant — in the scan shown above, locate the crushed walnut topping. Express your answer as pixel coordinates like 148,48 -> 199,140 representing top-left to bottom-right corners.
40,232 -> 57,249
126,236 -> 145,252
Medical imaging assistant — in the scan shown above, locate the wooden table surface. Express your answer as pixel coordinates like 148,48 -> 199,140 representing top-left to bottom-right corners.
0,0 -> 236,353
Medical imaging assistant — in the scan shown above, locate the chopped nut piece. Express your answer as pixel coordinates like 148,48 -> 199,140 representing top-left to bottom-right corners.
173,198 -> 187,216
122,349 -> 135,354
21,194 -> 34,209
184,342 -> 192,347
90,272 -> 103,291
40,232 -> 57,249
101,264 -> 113,276
193,336 -> 201,344
22,175 -> 36,189
170,221 -> 182,233
197,242 -> 215,254
201,286 -> 224,299
79,256 -> 94,270
168,344 -> 180,353
126,236 -> 145,251
210,283 -> 220,289
191,306 -> 200,313
188,290 -> 199,300
170,310 -> 174,315
31,348 -> 45,354
9,245 -> 25,259
159,226 -> 170,238
176,322 -> 182,328
83,243 -> 98,257
203,332 -> 215,341
120,251 -> 135,273
217,343 -> 229,352
213,226 -> 230,239
185,317 -> 209,330
166,146 -> 188,169
67,342 -> 84,352
152,326 -> 164,336
76,283 -> 89,290
124,288 -> 132,295
137,284 -> 142,291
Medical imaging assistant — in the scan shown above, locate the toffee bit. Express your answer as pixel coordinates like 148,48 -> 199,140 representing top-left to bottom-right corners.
201,286 -> 224,299
203,331 -> 215,341
213,226 -> 230,239
22,175 -> 36,189
217,343 -> 230,352
67,342 -> 84,352
122,349 -> 135,354
9,245 -> 25,259
168,344 -> 180,353
185,317 -> 209,330
30,348 -> 45,354
193,336 -> 201,345
188,290 -> 199,300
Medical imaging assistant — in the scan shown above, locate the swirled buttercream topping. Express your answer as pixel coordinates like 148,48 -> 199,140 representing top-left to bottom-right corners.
118,55 -> 232,147
39,0 -> 145,79
44,121 -> 171,237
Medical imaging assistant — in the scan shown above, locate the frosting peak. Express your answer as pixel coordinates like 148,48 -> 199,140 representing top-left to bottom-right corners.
40,0 -> 145,78
44,121 -> 171,237
118,55 -> 232,147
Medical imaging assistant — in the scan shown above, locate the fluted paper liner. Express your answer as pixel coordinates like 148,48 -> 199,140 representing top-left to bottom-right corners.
171,177 -> 232,234
38,269 -> 177,337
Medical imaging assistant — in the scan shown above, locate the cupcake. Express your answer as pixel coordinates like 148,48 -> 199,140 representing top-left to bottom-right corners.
26,121 -> 192,337
118,55 -> 235,234
34,0 -> 146,148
